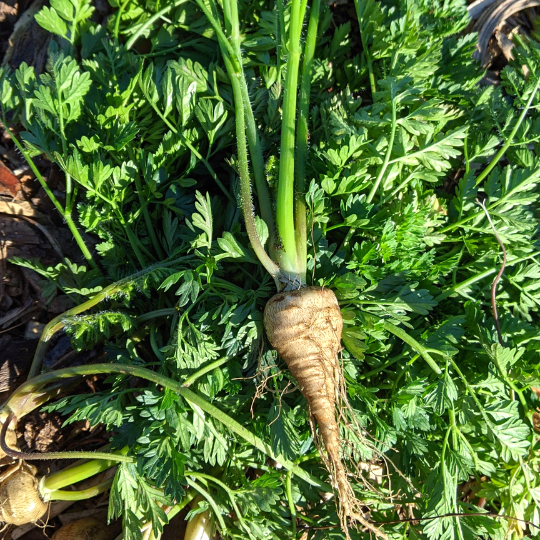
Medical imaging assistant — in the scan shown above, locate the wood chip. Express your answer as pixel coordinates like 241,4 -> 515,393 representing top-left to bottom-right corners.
0,198 -> 47,219
0,159 -> 21,197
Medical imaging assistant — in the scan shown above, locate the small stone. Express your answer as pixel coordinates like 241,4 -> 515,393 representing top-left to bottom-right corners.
24,320 -> 46,339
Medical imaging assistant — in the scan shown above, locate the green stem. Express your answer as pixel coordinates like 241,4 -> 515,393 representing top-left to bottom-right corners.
380,166 -> 420,205
276,0 -> 304,275
294,0 -> 320,283
63,213 -> 100,271
492,349 -> 527,409
136,308 -> 177,323
114,0 -> 132,40
473,76 -> 540,187
140,83 -> 235,204
192,0 -> 240,68
187,472 -> 253,539
57,97 -> 71,213
286,470 -> 297,539
6,363 -> 326,489
46,479 -> 114,501
445,356 -> 492,427
367,95 -> 397,203
8,130 -> 99,272
353,0 -> 376,99
125,0 -> 187,50
133,172 -> 165,259
180,385 -> 323,487
435,251 -> 540,301
359,352 -> 412,379
150,325 -> 165,361
221,52 -> 281,284
453,424 -> 479,470
42,454 -> 123,491
165,491 -> 196,521
202,0 -> 280,281
28,255 -> 193,377
185,478 -> 227,533
226,0 -> 275,243
383,321 -> 442,375
182,357 -> 229,387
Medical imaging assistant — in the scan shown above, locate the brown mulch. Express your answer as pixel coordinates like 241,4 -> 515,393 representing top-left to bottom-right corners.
1,0 -> 535,538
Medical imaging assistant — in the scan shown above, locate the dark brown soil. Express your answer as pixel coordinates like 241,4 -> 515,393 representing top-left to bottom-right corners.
1,0 -> 535,538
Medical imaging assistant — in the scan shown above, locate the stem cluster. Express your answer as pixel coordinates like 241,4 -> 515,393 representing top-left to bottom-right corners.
200,0 -> 321,288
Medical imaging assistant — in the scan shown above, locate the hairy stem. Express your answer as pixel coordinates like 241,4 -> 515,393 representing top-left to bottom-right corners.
226,0 -> 276,244
221,47 -> 281,283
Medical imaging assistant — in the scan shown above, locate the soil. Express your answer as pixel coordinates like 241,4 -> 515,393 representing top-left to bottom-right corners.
0,0 -> 536,538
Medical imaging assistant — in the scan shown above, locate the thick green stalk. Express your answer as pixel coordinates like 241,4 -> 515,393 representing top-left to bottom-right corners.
276,0 -> 304,274
226,0 -> 276,244
165,491 -> 196,521
221,50 -> 281,283
4,363 -> 326,488
46,479 -> 113,501
42,460 -> 115,491
286,470 -> 297,538
294,0 -> 320,282
196,0 -> 281,282
41,451 -> 126,491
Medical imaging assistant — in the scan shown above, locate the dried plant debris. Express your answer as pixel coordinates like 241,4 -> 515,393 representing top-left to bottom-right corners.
470,0 -> 540,67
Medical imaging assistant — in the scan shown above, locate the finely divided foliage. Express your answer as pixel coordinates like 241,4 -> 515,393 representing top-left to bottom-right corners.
1,0 -> 540,538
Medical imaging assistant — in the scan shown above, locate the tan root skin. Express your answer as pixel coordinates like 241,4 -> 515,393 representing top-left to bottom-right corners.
0,461 -> 48,525
52,517 -> 111,540
264,287 -> 387,540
